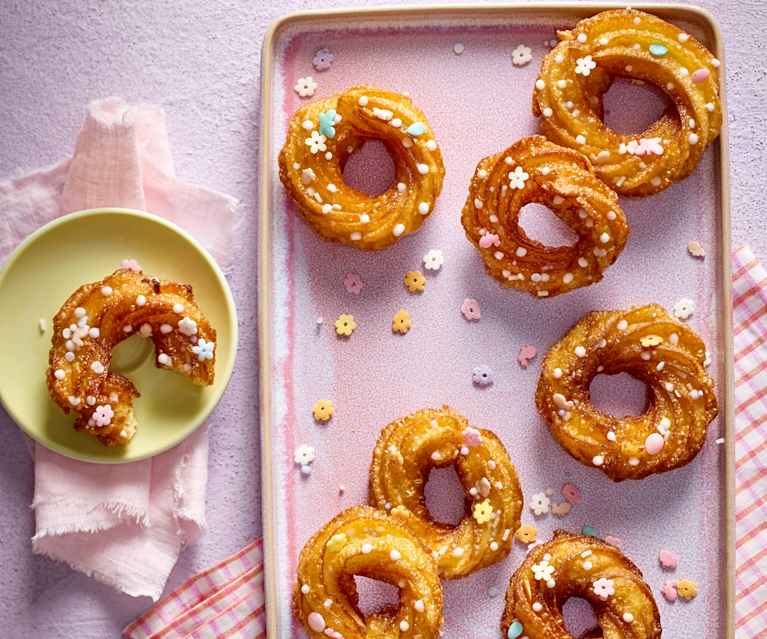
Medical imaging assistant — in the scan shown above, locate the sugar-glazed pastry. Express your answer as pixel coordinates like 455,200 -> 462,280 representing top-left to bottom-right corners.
294,506 -> 443,639
369,406 -> 523,578
502,531 -> 662,639
536,304 -> 718,480
47,267 -> 216,446
279,85 -> 445,250
461,136 -> 628,298
533,8 -> 722,196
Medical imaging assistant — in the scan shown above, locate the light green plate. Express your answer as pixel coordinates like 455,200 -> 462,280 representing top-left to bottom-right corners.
0,208 -> 238,463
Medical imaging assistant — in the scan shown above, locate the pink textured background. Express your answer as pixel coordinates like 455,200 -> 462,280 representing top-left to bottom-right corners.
0,1 -> 765,637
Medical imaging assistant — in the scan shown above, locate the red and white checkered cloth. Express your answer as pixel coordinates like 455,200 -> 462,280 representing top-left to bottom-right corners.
733,245 -> 767,638
122,540 -> 265,639
124,246 -> 767,638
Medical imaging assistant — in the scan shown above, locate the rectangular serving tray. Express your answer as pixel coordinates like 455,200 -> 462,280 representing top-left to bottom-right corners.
259,4 -> 734,637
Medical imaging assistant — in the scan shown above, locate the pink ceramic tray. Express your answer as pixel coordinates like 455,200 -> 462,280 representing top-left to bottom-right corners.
259,4 -> 733,638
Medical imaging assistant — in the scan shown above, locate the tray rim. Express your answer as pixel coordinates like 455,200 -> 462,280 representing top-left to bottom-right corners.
258,4 -> 734,637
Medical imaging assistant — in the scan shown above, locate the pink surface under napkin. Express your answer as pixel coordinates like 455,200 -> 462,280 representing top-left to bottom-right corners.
0,97 -> 238,600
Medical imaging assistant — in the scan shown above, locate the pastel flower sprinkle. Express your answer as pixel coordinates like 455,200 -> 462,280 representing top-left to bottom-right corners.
121,258 -> 142,273
334,314 -> 357,337
581,524 -> 598,537
512,44 -> 533,67
392,309 -> 412,335
92,404 -> 114,427
593,577 -> 615,600
672,298 -> 695,320
461,298 -> 481,321
604,535 -> 622,547
404,270 -> 426,293
676,579 -> 698,600
551,501 -> 572,517
192,338 -> 215,361
472,365 -> 494,387
659,549 -> 679,570
294,444 -> 315,466
575,55 -> 597,76
661,580 -> 678,602
312,48 -> 335,71
343,272 -> 364,295
472,499 -> 494,524
530,492 -> 551,516
509,165 -> 530,190
312,399 -> 334,422
517,344 -> 537,368
532,558 -> 556,586
294,76 -> 318,97
561,482 -> 582,504
515,524 -> 538,544
687,240 -> 706,258
318,109 -> 338,138
423,249 -> 444,271
305,130 -> 327,154
479,232 -> 501,248
462,426 -> 482,448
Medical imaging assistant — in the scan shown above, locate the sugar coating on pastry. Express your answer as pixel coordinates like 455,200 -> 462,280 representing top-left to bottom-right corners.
536,304 -> 717,480
533,8 -> 722,196
502,531 -> 662,639
369,406 -> 523,579
279,85 -> 445,250
461,135 -> 628,298
47,267 -> 216,446
294,506 -> 443,639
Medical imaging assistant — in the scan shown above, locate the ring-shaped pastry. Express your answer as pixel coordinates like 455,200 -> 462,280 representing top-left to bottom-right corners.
535,304 -> 718,481
502,531 -> 662,639
47,268 -> 216,446
533,8 -> 722,196
461,136 -> 628,298
279,85 -> 445,250
369,406 -> 523,579
294,506 -> 443,639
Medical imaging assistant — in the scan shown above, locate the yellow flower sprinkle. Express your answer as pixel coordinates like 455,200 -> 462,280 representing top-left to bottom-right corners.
392,309 -> 412,334
404,270 -> 426,293
676,579 -> 698,600
472,499 -> 494,524
515,524 -> 538,544
640,334 -> 664,348
312,399 -> 334,422
335,313 -> 357,336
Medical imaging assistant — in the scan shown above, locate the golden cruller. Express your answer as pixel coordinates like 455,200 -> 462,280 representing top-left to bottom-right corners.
294,506 -> 443,639
502,531 -> 662,639
462,136 -> 629,298
47,268 -> 216,446
369,406 -> 523,578
533,8 -> 722,196
279,85 -> 445,250
536,304 -> 718,481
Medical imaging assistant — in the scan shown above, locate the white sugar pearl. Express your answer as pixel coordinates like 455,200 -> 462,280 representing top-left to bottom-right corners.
359,214 -> 370,223
65,352 -> 75,362
414,599 -> 425,612
678,33 -> 689,42
576,134 -> 586,145
689,133 -> 699,144
362,543 -> 372,554
557,79 -> 567,89
399,620 -> 410,632
321,204 -> 332,214
397,182 -> 406,193
74,307 -> 86,318
425,140 -> 437,151
390,549 -> 401,561
600,232 -> 610,243
158,353 -> 171,366
417,163 -> 429,175
173,303 -> 184,314
54,369 -> 65,380
393,223 -> 405,237
301,584 -> 310,594
160,324 -> 173,334
91,361 -> 105,374
553,368 -> 563,379
358,96 -> 368,106
533,602 -> 543,612
593,455 -> 604,466
617,319 -> 628,330
623,612 -> 634,623
516,247 -> 527,257
543,107 -> 553,117
452,546 -> 464,557
563,273 -> 574,284
101,286 -> 112,296
136,295 -> 146,306
490,541 -> 499,551
536,79 -> 545,90
350,232 -> 362,241
88,327 -> 100,338
577,32 -> 587,43
418,202 -> 430,215
607,431 -> 617,441
575,346 -> 587,357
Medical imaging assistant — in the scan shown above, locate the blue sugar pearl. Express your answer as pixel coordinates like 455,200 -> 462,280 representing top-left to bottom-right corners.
649,43 -> 668,58
406,122 -> 426,136
318,110 -> 337,138
582,525 -> 599,537
507,620 -> 524,639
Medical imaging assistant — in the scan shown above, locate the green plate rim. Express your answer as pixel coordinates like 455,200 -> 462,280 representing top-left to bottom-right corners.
0,207 -> 239,464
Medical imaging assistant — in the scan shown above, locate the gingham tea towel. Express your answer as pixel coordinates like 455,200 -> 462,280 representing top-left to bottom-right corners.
123,540 -> 265,639
733,245 -> 767,637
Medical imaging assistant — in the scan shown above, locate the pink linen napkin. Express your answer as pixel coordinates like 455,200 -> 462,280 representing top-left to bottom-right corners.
0,97 -> 238,600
